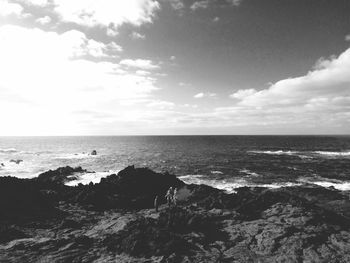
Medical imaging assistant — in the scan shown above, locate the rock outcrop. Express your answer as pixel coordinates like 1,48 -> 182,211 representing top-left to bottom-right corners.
36,166 -> 86,185
0,165 -> 349,262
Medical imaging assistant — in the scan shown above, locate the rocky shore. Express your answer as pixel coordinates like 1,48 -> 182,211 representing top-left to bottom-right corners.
0,166 -> 350,262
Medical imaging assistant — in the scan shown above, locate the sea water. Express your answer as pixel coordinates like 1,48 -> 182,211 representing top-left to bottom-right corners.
0,136 -> 349,192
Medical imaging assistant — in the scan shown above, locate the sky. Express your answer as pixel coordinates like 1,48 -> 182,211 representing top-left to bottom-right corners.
0,0 -> 349,135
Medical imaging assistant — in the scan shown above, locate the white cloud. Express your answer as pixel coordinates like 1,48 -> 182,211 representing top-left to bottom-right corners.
136,70 -> 151,76
215,48 -> 350,131
120,59 -> 160,70
345,34 -> 350,42
17,0 -> 50,6
194,92 -> 216,98
0,0 -> 23,16
12,0 -> 161,35
213,17 -> 220,22
106,26 -> 119,37
53,0 -> 160,28
168,0 -> 185,10
35,15 -> 52,25
170,55 -> 176,60
146,100 -> 175,109
190,0 -> 209,11
230,88 -> 257,99
190,0 -> 241,11
0,25 -> 159,135
130,31 -> 146,40
235,50 -> 350,108
226,0 -> 242,6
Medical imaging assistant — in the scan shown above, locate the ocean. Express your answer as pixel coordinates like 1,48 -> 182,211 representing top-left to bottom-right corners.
0,136 -> 350,192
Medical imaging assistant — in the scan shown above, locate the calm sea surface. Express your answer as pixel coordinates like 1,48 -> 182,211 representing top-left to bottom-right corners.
1,136 -> 350,192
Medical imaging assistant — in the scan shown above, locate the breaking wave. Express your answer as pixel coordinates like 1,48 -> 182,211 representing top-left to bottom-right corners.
314,151 -> 350,157
65,170 -> 119,186
55,152 -> 98,160
249,150 -> 298,156
178,174 -> 302,193
0,148 -> 17,153
250,150 -> 350,159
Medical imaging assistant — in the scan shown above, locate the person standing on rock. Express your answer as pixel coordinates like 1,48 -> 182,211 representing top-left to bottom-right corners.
165,187 -> 174,207
154,195 -> 159,212
173,188 -> 178,206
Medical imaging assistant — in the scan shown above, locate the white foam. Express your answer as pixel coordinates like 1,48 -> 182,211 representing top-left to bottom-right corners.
65,170 -> 119,186
240,169 -> 260,177
314,151 -> 350,157
178,174 -> 204,180
249,150 -> 298,156
298,177 -> 350,191
55,152 -> 98,160
211,170 -> 223,175
178,174 -> 302,193
0,160 -> 43,179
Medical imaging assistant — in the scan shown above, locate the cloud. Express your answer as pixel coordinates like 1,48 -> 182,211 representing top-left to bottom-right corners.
194,92 -> 216,98
17,0 -> 50,7
235,50 -> 350,108
230,89 -> 257,99
120,59 -> 160,70
0,25 -> 159,135
170,55 -> 176,60
0,0 -> 24,16
212,17 -> 220,22
13,0 -> 160,35
52,0 -> 160,28
190,0 -> 209,11
345,34 -> 350,42
226,0 -> 242,6
217,48 -> 350,131
130,32 -> 146,40
135,70 -> 151,76
190,0 -> 242,11
35,15 -> 52,25
168,0 -> 185,10
146,100 -> 175,109
106,27 -> 119,37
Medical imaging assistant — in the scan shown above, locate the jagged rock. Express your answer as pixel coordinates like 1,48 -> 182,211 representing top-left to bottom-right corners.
1,165 -> 350,262
36,166 -> 86,185
90,150 -> 97,155
103,217 -> 192,258
73,166 -> 185,210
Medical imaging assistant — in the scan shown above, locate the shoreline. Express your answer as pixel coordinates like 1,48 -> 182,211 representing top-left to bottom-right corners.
1,165 -> 350,262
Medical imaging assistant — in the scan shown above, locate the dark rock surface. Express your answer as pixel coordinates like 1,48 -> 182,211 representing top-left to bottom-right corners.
71,165 -> 185,210
0,176 -> 60,221
0,165 -> 349,262
36,166 -> 86,185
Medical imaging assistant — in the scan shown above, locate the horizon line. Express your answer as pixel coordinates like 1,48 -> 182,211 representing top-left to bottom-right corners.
0,134 -> 349,137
